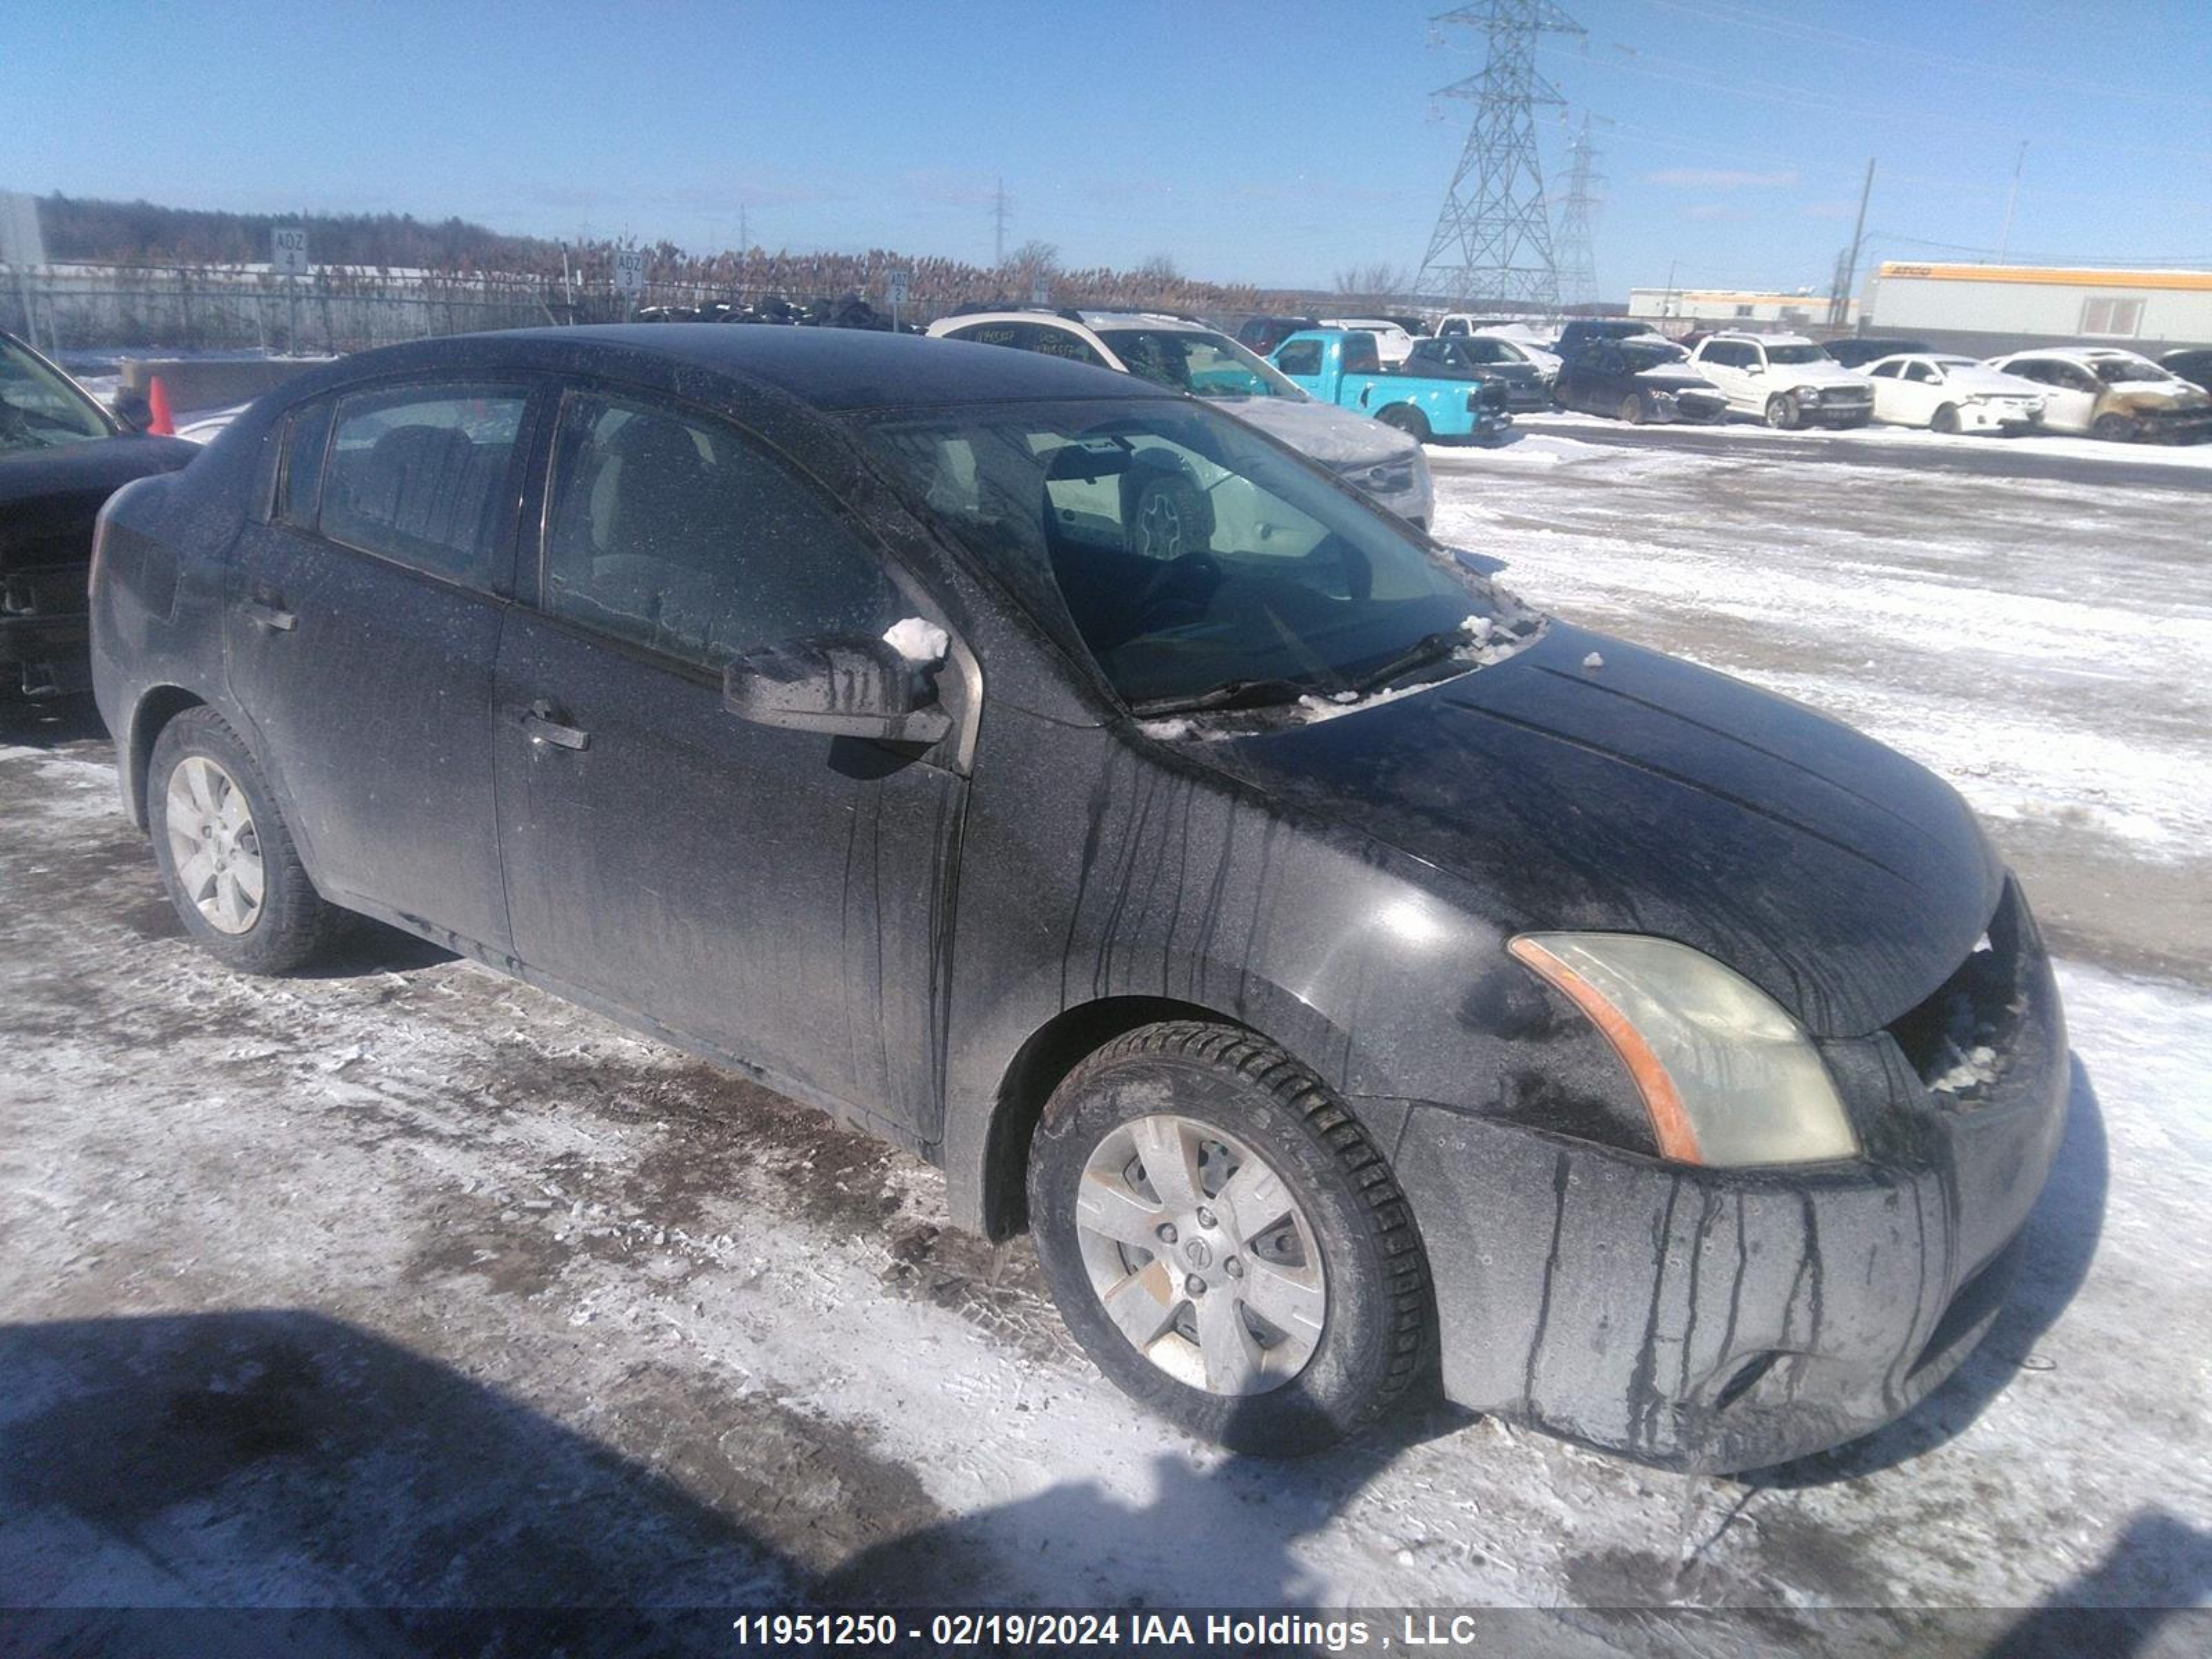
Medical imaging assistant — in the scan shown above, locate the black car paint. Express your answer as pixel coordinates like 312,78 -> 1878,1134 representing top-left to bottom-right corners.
1,332 -> 197,697
1553,345 -> 1729,424
1399,339 -> 1551,412
2161,347 -> 2212,395
1824,337 -> 1933,370
89,325 -> 2068,1472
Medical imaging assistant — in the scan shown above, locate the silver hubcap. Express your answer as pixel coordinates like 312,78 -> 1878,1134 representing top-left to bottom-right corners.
165,756 -> 264,935
1074,1114 -> 1327,1396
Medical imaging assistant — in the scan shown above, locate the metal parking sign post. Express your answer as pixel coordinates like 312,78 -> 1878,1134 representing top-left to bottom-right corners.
613,248 -> 646,319
888,268 -> 909,333
271,226 -> 310,355
1030,274 -> 1051,308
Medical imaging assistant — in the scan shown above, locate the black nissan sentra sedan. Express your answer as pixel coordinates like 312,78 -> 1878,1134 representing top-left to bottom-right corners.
89,327 -> 2067,1471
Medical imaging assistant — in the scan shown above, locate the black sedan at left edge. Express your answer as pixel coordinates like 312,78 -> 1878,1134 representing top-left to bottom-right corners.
89,325 -> 2068,1472
1,329 -> 197,702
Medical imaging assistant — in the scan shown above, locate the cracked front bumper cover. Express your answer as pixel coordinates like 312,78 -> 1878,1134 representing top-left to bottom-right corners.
1387,891 -> 2068,1473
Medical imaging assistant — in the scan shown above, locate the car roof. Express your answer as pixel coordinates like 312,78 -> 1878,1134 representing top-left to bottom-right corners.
1709,330 -> 1815,346
1999,346 -> 2151,364
420,324 -> 1157,412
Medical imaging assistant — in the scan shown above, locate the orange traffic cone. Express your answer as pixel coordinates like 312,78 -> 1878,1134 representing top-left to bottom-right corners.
147,376 -> 176,437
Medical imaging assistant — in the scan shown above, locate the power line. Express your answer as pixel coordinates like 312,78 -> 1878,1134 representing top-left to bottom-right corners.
1554,112 -> 1603,308
1415,1 -> 1586,312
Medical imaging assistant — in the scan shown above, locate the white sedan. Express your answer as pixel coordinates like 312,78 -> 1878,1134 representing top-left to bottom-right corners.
1862,354 -> 2045,435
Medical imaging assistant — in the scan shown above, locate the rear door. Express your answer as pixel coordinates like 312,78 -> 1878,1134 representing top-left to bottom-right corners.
491,384 -> 967,1136
226,379 -> 537,954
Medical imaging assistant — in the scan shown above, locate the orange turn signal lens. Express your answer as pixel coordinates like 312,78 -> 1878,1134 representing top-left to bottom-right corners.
1508,935 -> 1705,1163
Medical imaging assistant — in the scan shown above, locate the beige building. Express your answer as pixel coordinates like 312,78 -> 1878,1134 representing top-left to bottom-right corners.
1863,263 -> 2212,350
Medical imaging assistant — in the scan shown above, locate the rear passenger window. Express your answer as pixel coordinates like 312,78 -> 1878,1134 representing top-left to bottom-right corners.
277,398 -> 332,526
541,392 -> 901,671
320,384 -> 528,583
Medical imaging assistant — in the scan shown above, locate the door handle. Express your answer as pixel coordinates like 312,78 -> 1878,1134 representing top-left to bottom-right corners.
239,597 -> 297,632
521,700 -> 590,752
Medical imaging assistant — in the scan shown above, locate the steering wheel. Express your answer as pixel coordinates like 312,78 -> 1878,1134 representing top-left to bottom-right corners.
1135,552 -> 1224,627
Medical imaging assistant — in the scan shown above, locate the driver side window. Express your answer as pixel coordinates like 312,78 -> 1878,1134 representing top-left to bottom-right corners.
541,391 -> 901,671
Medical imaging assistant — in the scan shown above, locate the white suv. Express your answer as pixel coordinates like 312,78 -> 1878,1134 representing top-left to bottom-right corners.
928,310 -> 1433,527
1689,332 -> 1875,430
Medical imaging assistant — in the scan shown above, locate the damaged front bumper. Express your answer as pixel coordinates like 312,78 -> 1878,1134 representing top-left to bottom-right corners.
1387,879 -> 2068,1473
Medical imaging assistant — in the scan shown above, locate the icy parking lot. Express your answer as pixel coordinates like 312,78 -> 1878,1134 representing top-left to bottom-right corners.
3,427 -> 2210,1653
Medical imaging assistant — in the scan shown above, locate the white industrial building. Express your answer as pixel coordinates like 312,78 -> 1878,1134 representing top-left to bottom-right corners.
1862,263 -> 2212,350
1625,288 -> 1856,330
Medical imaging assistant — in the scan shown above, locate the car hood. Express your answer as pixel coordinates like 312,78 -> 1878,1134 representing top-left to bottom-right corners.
1216,395 -> 1421,467
0,435 -> 199,509
1765,363 -> 1873,389
1633,366 -> 1722,392
1197,621 -> 2001,1038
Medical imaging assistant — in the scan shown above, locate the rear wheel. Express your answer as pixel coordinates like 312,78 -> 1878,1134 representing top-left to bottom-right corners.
1028,1022 -> 1432,1455
1618,394 -> 1645,426
149,706 -> 346,974
1764,393 -> 1802,431
1376,404 -> 1432,444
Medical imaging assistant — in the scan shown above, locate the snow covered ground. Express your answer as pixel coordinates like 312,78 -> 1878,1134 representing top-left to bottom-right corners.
1431,428 -> 2212,986
3,429 -> 2210,1653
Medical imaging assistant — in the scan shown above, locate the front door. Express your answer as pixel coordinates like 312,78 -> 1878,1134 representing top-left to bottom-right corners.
491,386 -> 966,1136
225,379 -> 535,955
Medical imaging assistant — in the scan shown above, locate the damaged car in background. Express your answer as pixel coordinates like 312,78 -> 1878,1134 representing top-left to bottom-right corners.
1,329 -> 197,701
91,325 -> 2066,1472
1551,335 -> 1730,424
1986,346 -> 2212,442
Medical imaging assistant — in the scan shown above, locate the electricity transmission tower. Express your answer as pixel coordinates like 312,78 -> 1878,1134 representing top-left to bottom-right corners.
1414,1 -> 1584,312
1553,113 -> 1602,310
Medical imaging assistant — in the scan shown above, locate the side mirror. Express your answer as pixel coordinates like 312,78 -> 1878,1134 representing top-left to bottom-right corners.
722,634 -> 953,745
112,389 -> 153,433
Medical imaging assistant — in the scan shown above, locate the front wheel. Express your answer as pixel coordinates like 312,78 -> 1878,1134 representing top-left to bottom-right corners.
1376,404 -> 1432,444
1931,403 -> 1961,435
2092,412 -> 2137,443
1618,394 -> 1645,426
1764,393 -> 1802,431
1028,1022 -> 1432,1455
149,706 -> 346,974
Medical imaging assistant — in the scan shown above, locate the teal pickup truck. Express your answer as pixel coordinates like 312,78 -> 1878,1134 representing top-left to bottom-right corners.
1268,328 -> 1512,444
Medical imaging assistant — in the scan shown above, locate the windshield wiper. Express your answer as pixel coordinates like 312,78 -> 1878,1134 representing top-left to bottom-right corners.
1130,677 -> 1313,718
1346,630 -> 1468,696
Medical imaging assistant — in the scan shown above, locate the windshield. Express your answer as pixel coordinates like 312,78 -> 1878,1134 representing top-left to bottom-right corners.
1096,329 -> 1302,401
861,397 -> 1521,711
1454,339 -> 1521,365
0,337 -> 114,454
1765,343 -> 1828,365
2092,357 -> 2164,384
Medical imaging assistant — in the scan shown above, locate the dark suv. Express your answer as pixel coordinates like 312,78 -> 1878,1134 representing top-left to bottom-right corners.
91,326 -> 2065,1471
1233,315 -> 1319,357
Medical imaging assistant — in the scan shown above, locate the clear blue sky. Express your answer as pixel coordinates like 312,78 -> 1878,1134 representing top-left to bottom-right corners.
6,0 -> 2208,295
